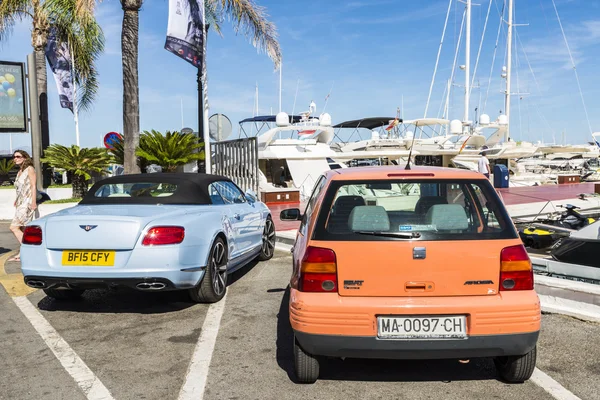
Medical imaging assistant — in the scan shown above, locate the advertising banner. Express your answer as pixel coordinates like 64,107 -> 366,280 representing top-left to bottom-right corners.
45,30 -> 74,112
164,0 -> 205,68
0,61 -> 28,133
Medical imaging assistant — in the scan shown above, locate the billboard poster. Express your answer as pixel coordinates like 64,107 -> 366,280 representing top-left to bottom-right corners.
0,61 -> 28,133
164,0 -> 205,68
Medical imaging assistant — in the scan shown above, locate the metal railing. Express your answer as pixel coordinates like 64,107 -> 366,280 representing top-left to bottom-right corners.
210,137 -> 259,194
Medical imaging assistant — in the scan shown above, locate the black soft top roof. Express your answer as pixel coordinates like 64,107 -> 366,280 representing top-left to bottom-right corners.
333,117 -> 400,130
80,173 -> 234,205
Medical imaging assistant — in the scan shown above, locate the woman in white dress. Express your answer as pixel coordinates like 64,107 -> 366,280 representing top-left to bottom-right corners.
8,150 -> 38,262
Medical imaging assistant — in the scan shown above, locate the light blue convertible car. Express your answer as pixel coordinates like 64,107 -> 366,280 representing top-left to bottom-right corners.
20,173 -> 275,303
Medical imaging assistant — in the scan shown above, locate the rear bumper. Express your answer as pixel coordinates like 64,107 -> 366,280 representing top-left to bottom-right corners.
23,272 -> 203,291
294,330 -> 539,359
289,289 -> 541,337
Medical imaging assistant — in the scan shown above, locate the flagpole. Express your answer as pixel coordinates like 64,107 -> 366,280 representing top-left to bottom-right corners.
322,81 -> 334,113
200,22 -> 211,173
70,41 -> 80,147
291,79 -> 299,124
278,60 -> 282,113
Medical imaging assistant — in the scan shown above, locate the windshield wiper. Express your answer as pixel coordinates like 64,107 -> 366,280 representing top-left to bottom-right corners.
353,231 -> 421,239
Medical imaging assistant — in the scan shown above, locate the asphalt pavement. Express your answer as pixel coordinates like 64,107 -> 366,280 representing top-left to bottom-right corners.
0,222 -> 599,400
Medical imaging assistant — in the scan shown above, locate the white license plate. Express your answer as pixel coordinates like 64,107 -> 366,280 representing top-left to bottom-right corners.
377,316 -> 467,339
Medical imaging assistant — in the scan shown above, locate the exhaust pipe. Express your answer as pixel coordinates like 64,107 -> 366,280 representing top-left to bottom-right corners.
136,282 -> 166,290
27,280 -> 46,289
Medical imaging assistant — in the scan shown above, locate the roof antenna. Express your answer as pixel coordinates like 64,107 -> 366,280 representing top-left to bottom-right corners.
405,121 -> 419,170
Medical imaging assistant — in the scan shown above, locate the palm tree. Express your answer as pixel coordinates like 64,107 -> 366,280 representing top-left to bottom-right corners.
120,0 -> 143,174
120,0 -> 282,174
135,130 -> 204,172
41,144 -> 112,198
0,159 -> 16,185
0,0 -> 104,120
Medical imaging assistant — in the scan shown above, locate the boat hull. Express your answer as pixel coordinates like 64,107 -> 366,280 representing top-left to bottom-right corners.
551,238 -> 600,268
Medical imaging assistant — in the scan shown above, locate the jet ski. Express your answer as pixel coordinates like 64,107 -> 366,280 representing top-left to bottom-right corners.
551,221 -> 600,268
519,204 -> 596,249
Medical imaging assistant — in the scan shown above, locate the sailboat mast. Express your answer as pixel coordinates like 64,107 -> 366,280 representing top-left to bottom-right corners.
464,0 -> 471,126
505,0 -> 514,141
279,61 -> 282,113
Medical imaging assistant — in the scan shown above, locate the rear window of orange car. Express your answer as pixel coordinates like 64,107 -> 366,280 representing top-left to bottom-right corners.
312,179 -> 517,241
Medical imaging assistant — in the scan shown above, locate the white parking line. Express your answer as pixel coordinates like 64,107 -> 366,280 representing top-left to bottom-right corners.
178,293 -> 228,400
12,296 -> 114,400
532,368 -> 581,400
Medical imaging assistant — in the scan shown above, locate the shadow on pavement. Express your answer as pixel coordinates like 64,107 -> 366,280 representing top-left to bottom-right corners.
36,288 -> 197,314
35,258 -> 262,314
276,286 -> 297,382
228,259 -> 259,286
275,287 -> 503,384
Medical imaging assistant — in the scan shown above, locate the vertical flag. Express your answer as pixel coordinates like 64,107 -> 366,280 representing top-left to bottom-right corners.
165,0 -> 205,69
458,137 -> 469,154
45,29 -> 74,112
385,118 -> 399,131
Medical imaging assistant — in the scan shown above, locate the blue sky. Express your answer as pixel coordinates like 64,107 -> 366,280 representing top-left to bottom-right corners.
1,0 -> 600,153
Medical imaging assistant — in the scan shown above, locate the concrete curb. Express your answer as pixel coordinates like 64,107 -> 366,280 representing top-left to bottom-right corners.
274,230 -> 295,253
539,295 -> 600,323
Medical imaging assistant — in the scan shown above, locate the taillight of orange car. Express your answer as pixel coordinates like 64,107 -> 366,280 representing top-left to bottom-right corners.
299,246 -> 338,292
499,244 -> 533,291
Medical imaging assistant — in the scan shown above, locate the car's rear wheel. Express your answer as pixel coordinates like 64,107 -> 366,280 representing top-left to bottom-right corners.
494,345 -> 537,383
258,216 -> 276,261
43,288 -> 85,300
189,237 -> 228,303
293,335 -> 319,384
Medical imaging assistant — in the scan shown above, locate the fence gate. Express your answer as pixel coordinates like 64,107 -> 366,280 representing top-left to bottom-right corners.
210,137 -> 259,194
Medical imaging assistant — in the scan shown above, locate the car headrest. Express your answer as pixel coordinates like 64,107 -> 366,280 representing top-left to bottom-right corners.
348,206 -> 390,232
415,196 -> 448,214
332,195 -> 366,212
426,204 -> 469,231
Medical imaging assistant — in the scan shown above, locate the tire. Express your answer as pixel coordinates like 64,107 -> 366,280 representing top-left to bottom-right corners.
189,237 -> 228,303
293,335 -> 319,384
258,216 -> 276,261
43,288 -> 85,300
494,346 -> 537,383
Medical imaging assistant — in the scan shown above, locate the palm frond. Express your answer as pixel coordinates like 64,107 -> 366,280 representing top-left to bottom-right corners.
0,158 -> 16,175
0,0 -> 31,41
136,130 -> 204,172
204,0 -> 222,36
41,144 -> 112,177
217,0 -> 281,68
109,135 -> 125,166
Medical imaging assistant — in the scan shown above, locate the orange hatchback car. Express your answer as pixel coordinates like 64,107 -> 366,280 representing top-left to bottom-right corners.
281,166 -> 541,384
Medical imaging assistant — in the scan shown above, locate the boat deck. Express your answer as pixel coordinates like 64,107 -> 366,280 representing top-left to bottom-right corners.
497,182 -> 597,205
268,182 -> 600,232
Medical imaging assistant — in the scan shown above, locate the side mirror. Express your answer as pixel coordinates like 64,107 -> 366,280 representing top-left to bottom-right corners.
245,190 -> 257,203
280,208 -> 302,221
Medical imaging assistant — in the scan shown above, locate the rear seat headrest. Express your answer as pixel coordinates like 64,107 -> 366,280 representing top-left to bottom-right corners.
348,206 -> 390,232
426,204 -> 469,231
